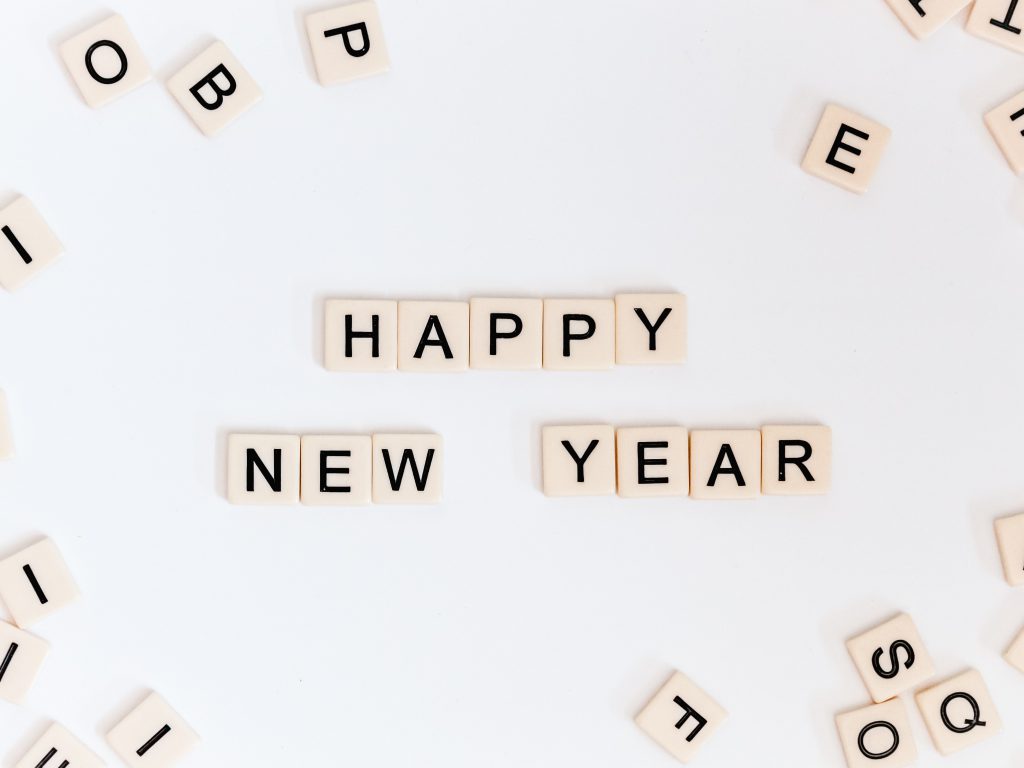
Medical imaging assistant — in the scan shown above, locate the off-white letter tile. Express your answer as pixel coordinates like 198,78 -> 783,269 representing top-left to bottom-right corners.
0,390 -> 12,460
167,41 -> 262,137
688,430 -> 760,500
985,90 -> 1024,175
300,435 -> 372,506
469,298 -> 543,370
835,699 -> 917,768
802,105 -> 891,194
994,511 -> 1024,586
968,0 -> 1024,52
883,0 -> 970,39
616,427 -> 689,498
226,434 -> 300,505
761,425 -> 832,495
915,669 -> 1002,756
543,299 -> 615,371
59,14 -> 151,107
0,538 -> 80,628
615,293 -> 687,365
398,301 -> 469,372
1004,627 -> 1024,673
324,299 -> 398,372
372,434 -> 443,504
14,723 -> 103,768
307,1 -> 390,86
846,613 -> 935,703
108,692 -> 199,768
0,197 -> 63,292
542,425 -> 616,497
635,671 -> 727,763
0,621 -> 49,704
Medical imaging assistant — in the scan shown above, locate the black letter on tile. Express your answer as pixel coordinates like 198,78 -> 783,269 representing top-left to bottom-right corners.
871,640 -> 915,679
0,642 -> 18,683
2,226 -> 32,265
940,692 -> 986,733
778,439 -> 814,482
382,448 -> 435,491
324,22 -> 371,58
320,450 -> 351,493
489,313 -> 523,355
907,0 -> 927,17
672,696 -> 708,742
34,747 -> 63,768
562,314 -> 595,357
84,39 -> 128,84
633,307 -> 672,351
857,720 -> 899,759
707,444 -> 745,487
1011,106 -> 1024,136
190,65 -> 237,111
991,0 -> 1022,33
137,724 -> 171,757
561,439 -> 598,483
247,448 -> 282,492
637,441 -> 669,485
345,314 -> 380,358
826,124 -> 870,175
414,315 -> 454,359
23,564 -> 48,604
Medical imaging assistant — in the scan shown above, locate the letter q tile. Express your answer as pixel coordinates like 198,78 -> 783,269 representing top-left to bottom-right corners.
985,90 -> 1024,175
635,670 -> 727,763
108,691 -> 200,768
883,0 -> 970,39
542,425 -> 616,497
167,41 -> 262,136
0,538 -> 80,628
226,434 -> 301,505
967,0 -> 1024,53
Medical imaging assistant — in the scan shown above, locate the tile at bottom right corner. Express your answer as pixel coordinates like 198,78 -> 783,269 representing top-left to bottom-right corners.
915,669 -> 1002,756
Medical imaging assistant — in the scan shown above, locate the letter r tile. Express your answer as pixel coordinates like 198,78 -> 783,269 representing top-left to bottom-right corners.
635,670 -> 727,763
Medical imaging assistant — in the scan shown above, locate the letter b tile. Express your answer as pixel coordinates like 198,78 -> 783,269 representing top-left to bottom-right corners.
108,692 -> 200,768
915,670 -> 1002,755
0,390 -> 12,460
167,41 -> 262,136
835,699 -> 917,768
802,105 -> 891,194
307,1 -> 390,86
846,613 -> 935,703
0,538 -> 80,628
635,671 -> 727,763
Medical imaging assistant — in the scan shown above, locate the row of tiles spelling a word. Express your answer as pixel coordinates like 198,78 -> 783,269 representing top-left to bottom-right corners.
324,295 -> 686,372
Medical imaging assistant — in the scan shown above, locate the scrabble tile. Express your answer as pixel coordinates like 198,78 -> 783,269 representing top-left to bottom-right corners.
835,699 -> 917,768
0,196 -> 63,292
0,538 -> 80,628
985,90 -> 1024,175
802,105 -> 891,194
0,390 -> 12,460
13,723 -> 103,768
882,0 -> 971,39
59,14 -> 151,108
543,299 -> 615,371
614,293 -> 687,365
635,671 -> 727,763
226,434 -> 300,505
0,621 -> 49,704
371,434 -> 443,504
306,1 -> 390,86
107,691 -> 200,768
915,669 -> 1002,756
688,430 -> 761,500
167,41 -> 262,137
542,425 -> 616,497
846,613 -> 936,703
616,427 -> 689,498
967,0 -> 1024,53
469,298 -> 544,370
994,511 -> 1024,586
397,301 -> 469,372
761,425 -> 832,496
1004,626 -> 1024,673
300,435 -> 372,506
324,299 -> 398,372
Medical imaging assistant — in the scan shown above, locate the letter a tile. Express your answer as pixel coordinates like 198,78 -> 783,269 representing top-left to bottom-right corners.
167,41 -> 262,136
635,671 -> 727,763
802,105 -> 891,194
0,197 -> 63,292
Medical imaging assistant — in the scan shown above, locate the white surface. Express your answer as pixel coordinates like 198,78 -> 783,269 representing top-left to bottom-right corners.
1,1 -> 1024,766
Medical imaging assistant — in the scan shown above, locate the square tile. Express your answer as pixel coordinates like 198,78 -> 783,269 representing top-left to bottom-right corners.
0,196 -> 63,292
1004,626 -> 1024,673
0,390 -> 12,460
107,691 -> 200,768
300,435 -> 372,506
59,14 -> 151,107
761,425 -> 832,495
226,434 -> 300,505
968,0 -> 1024,53
0,538 -> 80,628
0,621 -> 49,704
372,434 -> 443,504
616,427 -> 689,498
915,669 -> 1002,756
688,430 -> 761,500
635,670 -> 727,763
543,299 -> 615,370
324,299 -> 398,371
469,298 -> 543,370
615,293 -> 687,365
167,41 -> 262,137
994,511 -> 1024,586
542,425 -> 616,497
883,0 -> 971,39
13,723 -> 103,768
985,90 -> 1024,175
847,613 -> 936,703
802,105 -> 891,194
306,1 -> 390,86
835,699 -> 917,768
398,301 -> 469,372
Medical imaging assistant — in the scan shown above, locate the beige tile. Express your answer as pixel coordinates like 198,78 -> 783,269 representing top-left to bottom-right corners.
883,0 -> 971,38
968,0 -> 1024,52
985,90 -> 1024,174
0,621 -> 49,704
398,301 -> 469,372
615,293 -> 687,365
372,434 -> 443,504
0,390 -> 12,460
107,692 -> 199,768
307,1 -> 390,86
300,435 -> 372,506
167,41 -> 262,137
226,434 -> 300,505
847,613 -> 935,703
14,723 -> 104,768
59,14 -> 151,107
542,299 -> 615,370
324,299 -> 398,371
994,511 -> 1024,586
802,105 -> 891,194
542,425 -> 616,497
1004,626 -> 1024,673
469,298 -> 543,370
761,425 -> 832,495
0,538 -> 80,628
616,427 -> 689,498
0,196 -> 63,292
835,699 -> 917,768
635,670 -> 727,763
688,430 -> 760,500
915,669 -> 1002,755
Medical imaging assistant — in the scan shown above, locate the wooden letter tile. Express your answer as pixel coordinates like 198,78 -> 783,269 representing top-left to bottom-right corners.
915,669 -> 1002,755
882,0 -> 971,39
300,435 -> 372,506
846,613 -> 936,703
59,14 -> 152,107
167,41 -> 262,136
542,299 -> 615,371
635,671 -> 727,763
0,538 -> 80,628
371,434 -> 443,504
802,105 -> 891,194
542,425 -> 616,497
616,426 -> 689,498
107,692 -> 200,768
985,90 -> 1024,175
14,723 -> 103,768
615,293 -> 687,365
688,429 -> 760,500
306,1 -> 390,86
968,0 -> 1024,53
324,299 -> 398,372
0,196 -> 63,292
835,699 -> 917,768
469,298 -> 543,370
0,621 -> 49,704
761,425 -> 832,495
226,434 -> 301,505
398,301 -> 469,372
994,511 -> 1024,586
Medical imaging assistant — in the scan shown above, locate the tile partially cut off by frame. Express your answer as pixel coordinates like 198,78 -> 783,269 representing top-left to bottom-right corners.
985,90 -> 1024,175
166,41 -> 262,136
0,197 -> 63,292
0,621 -> 49,704
107,691 -> 200,768
13,723 -> 103,768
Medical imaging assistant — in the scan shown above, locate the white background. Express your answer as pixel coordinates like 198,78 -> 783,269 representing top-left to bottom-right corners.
1,0 -> 1024,765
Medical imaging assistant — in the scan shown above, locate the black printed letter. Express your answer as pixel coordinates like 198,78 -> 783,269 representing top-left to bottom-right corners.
2,226 -> 32,265
84,39 -> 128,84
190,65 -> 237,111
345,314 -> 380,358
778,439 -> 814,482
382,448 -> 435,491
562,314 -> 595,357
637,441 -> 669,485
857,721 -> 899,759
707,444 -> 745,487
672,696 -> 708,742
247,448 -> 282,492
633,307 -> 672,351
561,439 -> 598,483
320,450 -> 351,493
324,22 -> 371,57
414,315 -> 454,359
871,640 -> 915,679
826,124 -> 870,175
489,313 -> 523,356
940,692 -> 986,733
991,0 -> 1022,33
